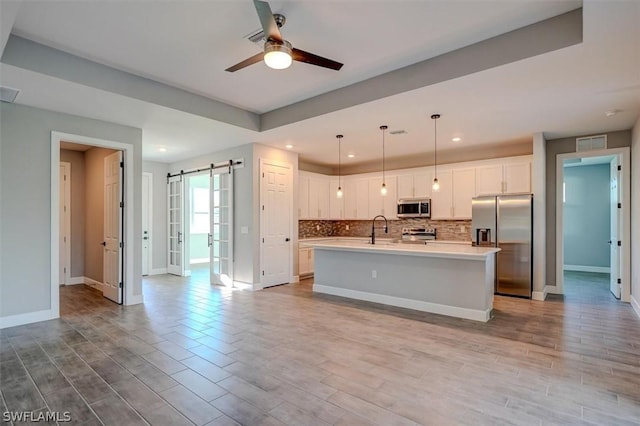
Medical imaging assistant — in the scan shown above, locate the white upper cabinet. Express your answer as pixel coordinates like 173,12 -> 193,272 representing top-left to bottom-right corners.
397,174 -> 414,199
308,177 -> 330,219
397,172 -> 431,199
504,162 -> 531,193
430,170 -> 453,219
476,162 -> 531,195
452,168 -> 475,219
299,174 -> 310,219
368,176 -> 397,219
475,165 -> 503,196
355,178 -> 369,219
329,178 -> 344,219
343,179 -> 357,219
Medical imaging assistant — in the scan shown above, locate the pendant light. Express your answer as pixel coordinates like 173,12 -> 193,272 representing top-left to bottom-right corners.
431,114 -> 441,192
336,134 -> 344,198
380,125 -> 388,196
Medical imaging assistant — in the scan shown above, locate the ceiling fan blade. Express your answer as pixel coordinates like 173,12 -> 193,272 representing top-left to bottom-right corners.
253,0 -> 282,42
225,52 -> 264,72
292,48 -> 343,71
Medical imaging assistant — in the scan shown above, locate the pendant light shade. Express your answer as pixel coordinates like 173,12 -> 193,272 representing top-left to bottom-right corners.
380,125 -> 388,196
431,114 -> 441,192
336,134 -> 343,198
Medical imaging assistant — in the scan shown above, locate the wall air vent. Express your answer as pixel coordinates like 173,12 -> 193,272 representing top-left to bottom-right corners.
0,86 -> 20,103
246,29 -> 266,45
389,130 -> 408,135
576,135 -> 607,152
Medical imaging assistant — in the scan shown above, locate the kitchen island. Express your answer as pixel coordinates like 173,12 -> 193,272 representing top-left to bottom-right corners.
305,240 -> 500,322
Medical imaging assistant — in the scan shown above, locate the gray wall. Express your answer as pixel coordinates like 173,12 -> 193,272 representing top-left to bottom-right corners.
143,161 -> 169,272
60,149 -> 86,278
0,103 -> 142,318
631,117 -> 640,306
84,147 -> 117,282
563,164 -> 610,268
545,130 -> 631,287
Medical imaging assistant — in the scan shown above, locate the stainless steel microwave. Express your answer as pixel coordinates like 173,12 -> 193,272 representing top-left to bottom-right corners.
397,198 -> 431,218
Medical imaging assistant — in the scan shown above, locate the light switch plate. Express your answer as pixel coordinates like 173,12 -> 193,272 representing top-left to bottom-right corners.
241,226 -> 249,234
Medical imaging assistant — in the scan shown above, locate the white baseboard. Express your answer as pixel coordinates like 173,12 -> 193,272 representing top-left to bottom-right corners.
149,268 -> 168,276
313,284 -> 491,322
126,294 -> 144,305
68,276 -> 85,285
631,295 -> 640,319
84,277 -> 103,289
0,309 -> 57,329
233,281 -> 255,291
190,258 -> 209,264
545,285 -> 561,295
291,275 -> 300,283
532,287 -> 548,301
563,265 -> 610,274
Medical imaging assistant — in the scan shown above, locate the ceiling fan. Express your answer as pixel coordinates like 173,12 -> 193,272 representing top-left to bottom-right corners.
225,0 -> 344,72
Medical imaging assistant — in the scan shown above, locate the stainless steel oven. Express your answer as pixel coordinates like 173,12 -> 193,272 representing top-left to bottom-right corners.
397,198 -> 431,218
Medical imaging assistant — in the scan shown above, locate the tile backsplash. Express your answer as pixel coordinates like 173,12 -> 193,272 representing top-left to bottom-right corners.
299,219 -> 472,241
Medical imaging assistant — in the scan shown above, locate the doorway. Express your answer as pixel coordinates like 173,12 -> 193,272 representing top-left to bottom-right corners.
556,148 -> 630,302
52,132 -> 137,317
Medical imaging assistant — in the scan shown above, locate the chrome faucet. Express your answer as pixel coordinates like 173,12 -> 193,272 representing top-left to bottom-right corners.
371,215 -> 388,245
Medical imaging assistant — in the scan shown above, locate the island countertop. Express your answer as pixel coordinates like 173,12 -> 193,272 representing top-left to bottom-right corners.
304,239 -> 499,260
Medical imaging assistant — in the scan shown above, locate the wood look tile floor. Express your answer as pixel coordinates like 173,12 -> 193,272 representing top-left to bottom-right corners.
1,268 -> 639,425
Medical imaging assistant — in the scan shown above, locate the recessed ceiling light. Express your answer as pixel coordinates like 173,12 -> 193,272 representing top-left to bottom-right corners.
452,137 -> 462,142
157,147 -> 167,152
347,154 -> 355,158
285,144 -> 293,149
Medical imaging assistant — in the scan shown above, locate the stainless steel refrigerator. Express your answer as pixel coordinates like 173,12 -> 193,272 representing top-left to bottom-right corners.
472,194 -> 533,298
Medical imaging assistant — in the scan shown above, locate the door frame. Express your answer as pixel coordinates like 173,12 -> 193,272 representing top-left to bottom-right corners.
259,158 -> 294,288
59,161 -> 71,285
555,147 -> 631,302
142,172 -> 153,276
51,132 -> 138,318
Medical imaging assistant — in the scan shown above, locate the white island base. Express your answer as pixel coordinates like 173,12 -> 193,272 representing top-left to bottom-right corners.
310,241 -> 499,322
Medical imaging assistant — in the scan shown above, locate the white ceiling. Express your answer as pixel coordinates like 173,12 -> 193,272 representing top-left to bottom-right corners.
1,0 -> 639,166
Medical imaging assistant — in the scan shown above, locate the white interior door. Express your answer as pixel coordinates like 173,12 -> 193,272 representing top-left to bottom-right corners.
609,158 -> 621,299
59,162 -> 70,285
168,175 -> 185,276
103,151 -> 123,303
260,160 -> 292,287
142,172 -> 152,276
210,168 -> 234,286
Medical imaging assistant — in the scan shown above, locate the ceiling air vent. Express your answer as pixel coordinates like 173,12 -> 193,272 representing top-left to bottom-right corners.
0,86 -> 20,103
576,135 -> 607,152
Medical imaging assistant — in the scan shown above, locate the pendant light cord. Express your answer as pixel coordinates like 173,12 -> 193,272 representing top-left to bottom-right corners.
380,125 -> 388,185
431,114 -> 440,179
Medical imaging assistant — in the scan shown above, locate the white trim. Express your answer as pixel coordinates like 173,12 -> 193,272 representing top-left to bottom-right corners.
0,310 -> 57,329
545,285 -> 561,295
127,294 -> 144,305
233,281 -> 255,291
563,265 -> 611,274
190,258 -> 209,264
84,276 -> 104,288
291,275 -> 300,283
532,288 -> 547,301
630,295 -> 640,319
555,147 -> 631,302
51,131 -> 141,318
59,161 -> 71,286
149,268 -> 168,276
313,284 -> 492,322
68,276 -> 85,285
142,172 -> 153,276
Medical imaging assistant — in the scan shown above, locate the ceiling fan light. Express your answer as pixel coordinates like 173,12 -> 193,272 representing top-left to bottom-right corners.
264,40 -> 292,69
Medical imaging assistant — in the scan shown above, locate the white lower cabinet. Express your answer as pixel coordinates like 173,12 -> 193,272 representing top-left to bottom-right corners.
299,247 -> 314,276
